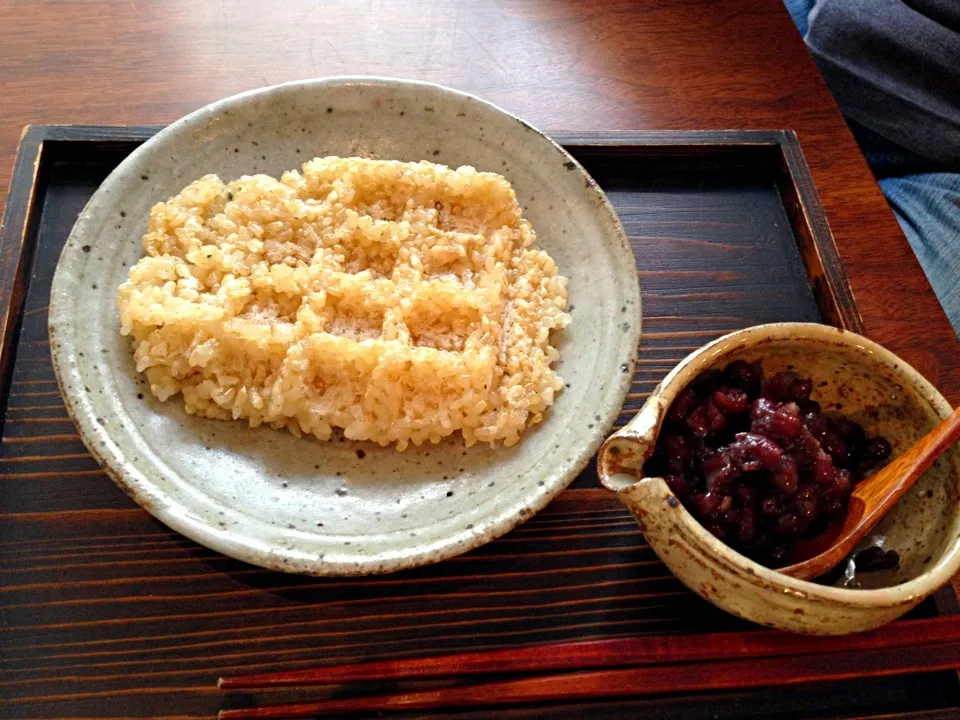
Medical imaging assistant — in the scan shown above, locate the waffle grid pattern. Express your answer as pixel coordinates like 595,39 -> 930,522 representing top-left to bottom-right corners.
117,157 -> 569,449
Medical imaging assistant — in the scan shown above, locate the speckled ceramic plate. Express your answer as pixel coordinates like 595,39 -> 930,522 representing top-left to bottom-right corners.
48,77 -> 641,575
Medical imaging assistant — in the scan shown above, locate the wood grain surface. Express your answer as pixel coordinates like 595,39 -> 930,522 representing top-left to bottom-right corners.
218,640 -> 960,718
218,616 -> 960,689
2,1 -> 960,718
1,0 -> 957,403
1,130 -> 958,719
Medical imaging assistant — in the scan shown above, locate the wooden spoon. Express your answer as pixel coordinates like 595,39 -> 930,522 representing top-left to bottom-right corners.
780,405 -> 960,581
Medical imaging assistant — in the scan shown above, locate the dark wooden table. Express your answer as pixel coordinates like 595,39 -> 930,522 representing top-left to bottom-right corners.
2,1 -> 959,718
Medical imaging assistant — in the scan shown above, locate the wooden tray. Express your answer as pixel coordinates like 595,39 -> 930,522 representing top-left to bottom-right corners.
1,126 -> 958,719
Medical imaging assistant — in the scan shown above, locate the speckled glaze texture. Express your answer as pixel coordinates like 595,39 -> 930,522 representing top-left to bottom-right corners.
598,323 -> 960,634
49,77 -> 642,576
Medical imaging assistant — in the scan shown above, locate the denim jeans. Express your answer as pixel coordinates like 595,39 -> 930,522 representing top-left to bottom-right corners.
785,0 -> 960,336
880,174 -> 960,335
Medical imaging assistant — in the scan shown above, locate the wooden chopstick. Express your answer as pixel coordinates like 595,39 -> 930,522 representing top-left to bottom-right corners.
219,616 -> 960,689
218,638 -> 960,718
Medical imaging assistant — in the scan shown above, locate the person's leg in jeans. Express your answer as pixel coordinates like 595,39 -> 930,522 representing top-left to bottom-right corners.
783,0 -> 814,36
879,175 -> 960,335
783,0 -> 960,335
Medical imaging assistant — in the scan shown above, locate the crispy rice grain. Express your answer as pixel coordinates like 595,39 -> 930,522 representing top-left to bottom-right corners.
117,157 -> 569,450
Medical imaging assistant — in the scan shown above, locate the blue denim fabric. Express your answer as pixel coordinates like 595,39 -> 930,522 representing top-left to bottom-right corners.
879,174 -> 960,335
784,0 -> 960,335
784,0 -> 813,36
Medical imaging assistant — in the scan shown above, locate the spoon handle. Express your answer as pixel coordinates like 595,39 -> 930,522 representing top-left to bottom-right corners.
781,405 -> 960,580
855,405 -> 960,531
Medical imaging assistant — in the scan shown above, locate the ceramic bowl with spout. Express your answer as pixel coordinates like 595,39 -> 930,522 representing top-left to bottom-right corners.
598,322 -> 960,634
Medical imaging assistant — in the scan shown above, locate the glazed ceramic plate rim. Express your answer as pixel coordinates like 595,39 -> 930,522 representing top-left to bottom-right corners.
48,76 -> 642,575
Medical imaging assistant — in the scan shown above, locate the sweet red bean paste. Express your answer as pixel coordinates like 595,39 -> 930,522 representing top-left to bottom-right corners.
643,361 -> 892,568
